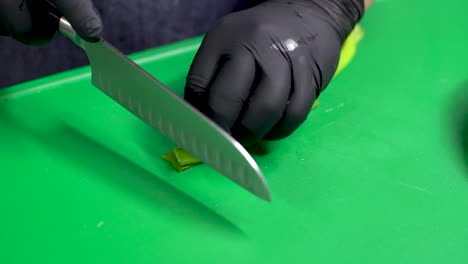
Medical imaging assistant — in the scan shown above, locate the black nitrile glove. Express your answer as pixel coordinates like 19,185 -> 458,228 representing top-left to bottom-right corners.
0,0 -> 102,45
185,0 -> 364,146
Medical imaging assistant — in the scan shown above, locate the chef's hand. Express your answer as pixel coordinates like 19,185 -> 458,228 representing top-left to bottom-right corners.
184,0 -> 365,146
0,0 -> 102,45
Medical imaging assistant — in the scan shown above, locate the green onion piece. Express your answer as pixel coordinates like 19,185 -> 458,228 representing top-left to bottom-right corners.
162,147 -> 202,172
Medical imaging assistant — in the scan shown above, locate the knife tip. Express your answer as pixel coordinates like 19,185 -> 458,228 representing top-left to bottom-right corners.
257,187 -> 272,202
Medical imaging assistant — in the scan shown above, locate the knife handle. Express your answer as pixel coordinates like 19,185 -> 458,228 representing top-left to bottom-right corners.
44,0 -> 85,48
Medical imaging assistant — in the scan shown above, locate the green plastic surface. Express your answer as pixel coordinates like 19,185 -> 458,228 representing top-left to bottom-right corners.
1,1 -> 467,263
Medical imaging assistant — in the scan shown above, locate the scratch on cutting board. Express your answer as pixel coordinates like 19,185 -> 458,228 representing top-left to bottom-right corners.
321,121 -> 337,129
96,221 -> 105,228
307,121 -> 337,137
324,103 -> 345,113
395,181 -> 432,194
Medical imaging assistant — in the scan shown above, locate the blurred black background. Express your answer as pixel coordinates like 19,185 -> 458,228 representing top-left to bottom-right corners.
0,0 -> 248,88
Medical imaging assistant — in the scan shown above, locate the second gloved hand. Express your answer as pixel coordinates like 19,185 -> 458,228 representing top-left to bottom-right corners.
184,0 -> 364,146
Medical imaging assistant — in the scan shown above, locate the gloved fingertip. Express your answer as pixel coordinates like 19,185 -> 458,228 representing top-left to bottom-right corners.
76,16 -> 103,42
232,124 -> 264,148
263,130 -> 292,141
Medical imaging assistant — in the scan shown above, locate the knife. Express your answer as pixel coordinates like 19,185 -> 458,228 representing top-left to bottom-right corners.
46,3 -> 271,201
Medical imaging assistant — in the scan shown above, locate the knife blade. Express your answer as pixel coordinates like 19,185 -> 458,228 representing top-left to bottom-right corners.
55,17 -> 271,201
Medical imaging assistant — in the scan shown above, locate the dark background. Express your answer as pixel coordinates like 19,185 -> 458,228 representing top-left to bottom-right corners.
0,0 -> 256,88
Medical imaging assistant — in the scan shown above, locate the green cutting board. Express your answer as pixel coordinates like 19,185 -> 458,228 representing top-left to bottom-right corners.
1,0 -> 467,263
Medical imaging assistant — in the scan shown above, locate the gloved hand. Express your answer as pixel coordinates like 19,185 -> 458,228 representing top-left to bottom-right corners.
185,0 -> 364,146
0,0 -> 102,45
